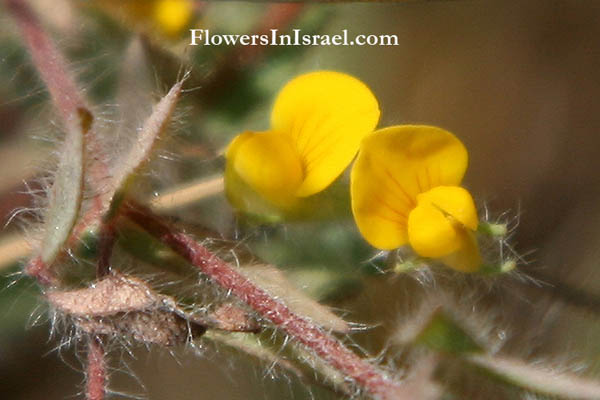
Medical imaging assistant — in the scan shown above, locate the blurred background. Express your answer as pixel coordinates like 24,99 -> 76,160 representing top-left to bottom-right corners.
2,1 -> 600,399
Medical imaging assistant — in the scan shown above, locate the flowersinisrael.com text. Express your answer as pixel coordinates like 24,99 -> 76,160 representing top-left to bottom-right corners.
190,29 -> 399,47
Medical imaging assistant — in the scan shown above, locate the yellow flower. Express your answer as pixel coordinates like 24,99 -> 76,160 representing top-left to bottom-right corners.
351,125 -> 481,272
225,71 -> 380,218
153,0 -> 193,37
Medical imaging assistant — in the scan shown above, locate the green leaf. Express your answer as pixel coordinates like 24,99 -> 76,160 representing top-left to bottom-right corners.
38,108 -> 90,264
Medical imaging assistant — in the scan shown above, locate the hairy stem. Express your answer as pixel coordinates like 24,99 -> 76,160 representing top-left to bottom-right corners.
6,0 -> 110,284
5,0 -> 84,121
96,221 -> 115,279
122,201 -> 407,400
85,337 -> 106,400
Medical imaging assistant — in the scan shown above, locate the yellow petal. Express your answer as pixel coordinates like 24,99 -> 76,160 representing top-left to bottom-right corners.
440,230 -> 482,273
154,0 -> 193,37
271,71 -> 380,197
408,186 -> 481,272
351,125 -> 467,250
407,203 -> 460,258
225,131 -> 303,210
350,153 -> 410,250
416,186 -> 478,231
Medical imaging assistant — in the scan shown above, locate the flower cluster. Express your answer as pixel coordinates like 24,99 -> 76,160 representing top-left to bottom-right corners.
225,71 -> 481,272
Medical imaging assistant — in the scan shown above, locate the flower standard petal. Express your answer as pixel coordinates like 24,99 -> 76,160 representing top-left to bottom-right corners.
271,71 -> 380,197
351,125 -> 468,250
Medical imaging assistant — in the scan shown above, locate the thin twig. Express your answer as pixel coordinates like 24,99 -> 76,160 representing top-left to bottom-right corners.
0,234 -> 31,271
149,175 -> 224,213
122,201 -> 408,400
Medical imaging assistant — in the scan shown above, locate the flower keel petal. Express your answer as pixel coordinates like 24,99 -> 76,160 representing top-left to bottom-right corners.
407,203 -> 460,258
441,229 -> 482,273
416,186 -> 478,231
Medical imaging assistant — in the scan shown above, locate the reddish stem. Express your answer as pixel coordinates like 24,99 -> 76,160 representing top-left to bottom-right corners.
24,256 -> 57,286
5,0 -> 86,122
123,202 -> 407,400
86,337 -> 106,400
201,4 -> 304,102
238,3 -> 305,61
96,222 -> 116,278
6,0 -> 111,281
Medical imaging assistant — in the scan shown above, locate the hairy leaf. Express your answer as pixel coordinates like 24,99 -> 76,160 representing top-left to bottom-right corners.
468,354 -> 600,400
239,264 -> 349,333
110,78 -> 184,198
39,108 -> 91,264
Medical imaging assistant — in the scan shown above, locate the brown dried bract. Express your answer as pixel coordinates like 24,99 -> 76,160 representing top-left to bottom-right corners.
47,271 -> 260,346
208,303 -> 260,333
47,272 -> 157,316
75,310 -> 204,347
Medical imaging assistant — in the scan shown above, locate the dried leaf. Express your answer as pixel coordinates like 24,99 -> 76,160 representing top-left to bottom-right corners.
47,272 -> 157,316
208,303 -> 259,333
48,272 -> 202,346
47,272 -> 258,346
239,264 -> 349,333
75,310 -> 204,347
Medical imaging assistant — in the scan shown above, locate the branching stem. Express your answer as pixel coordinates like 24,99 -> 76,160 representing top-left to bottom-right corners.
122,201 -> 407,400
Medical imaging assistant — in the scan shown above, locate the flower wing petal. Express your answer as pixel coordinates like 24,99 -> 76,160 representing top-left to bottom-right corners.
225,131 -> 304,210
271,71 -> 380,197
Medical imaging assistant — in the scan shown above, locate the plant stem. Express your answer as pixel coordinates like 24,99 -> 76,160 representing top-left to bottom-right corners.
96,223 -> 115,278
6,0 -> 110,284
5,0 -> 84,122
122,201 -> 407,400
85,337 -> 106,400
